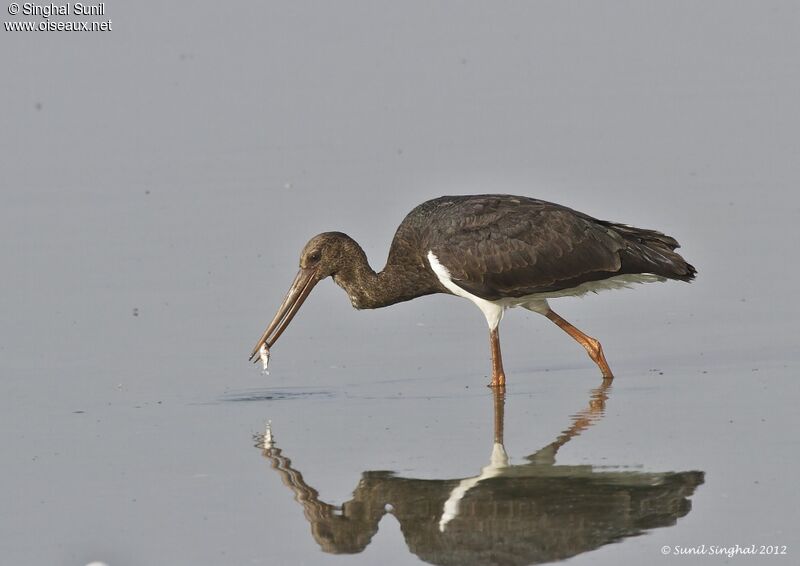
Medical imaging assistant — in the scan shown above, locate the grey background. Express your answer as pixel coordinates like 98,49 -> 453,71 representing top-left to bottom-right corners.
2,1 -> 798,564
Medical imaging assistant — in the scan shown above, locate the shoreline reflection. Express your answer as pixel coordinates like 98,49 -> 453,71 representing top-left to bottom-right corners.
255,381 -> 704,565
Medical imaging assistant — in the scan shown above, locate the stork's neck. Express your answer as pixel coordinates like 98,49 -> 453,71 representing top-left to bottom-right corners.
331,239 -> 438,310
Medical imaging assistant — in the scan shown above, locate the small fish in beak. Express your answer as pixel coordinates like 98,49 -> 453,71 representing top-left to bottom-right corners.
258,343 -> 270,374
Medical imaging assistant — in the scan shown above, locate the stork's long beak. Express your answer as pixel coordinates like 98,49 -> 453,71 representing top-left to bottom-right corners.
249,267 -> 319,362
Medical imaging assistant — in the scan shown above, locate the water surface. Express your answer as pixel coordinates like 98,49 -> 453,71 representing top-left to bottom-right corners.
2,2 -> 799,564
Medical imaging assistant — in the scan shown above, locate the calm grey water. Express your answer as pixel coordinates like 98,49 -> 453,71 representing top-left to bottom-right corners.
2,2 -> 799,564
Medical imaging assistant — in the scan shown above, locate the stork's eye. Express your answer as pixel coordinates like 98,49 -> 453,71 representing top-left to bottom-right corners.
308,250 -> 321,263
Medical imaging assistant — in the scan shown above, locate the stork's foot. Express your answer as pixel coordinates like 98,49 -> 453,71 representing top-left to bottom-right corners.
582,338 -> 614,380
545,309 -> 615,380
488,372 -> 507,388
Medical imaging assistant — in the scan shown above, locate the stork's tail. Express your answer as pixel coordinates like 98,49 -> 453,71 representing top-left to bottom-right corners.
608,223 -> 697,282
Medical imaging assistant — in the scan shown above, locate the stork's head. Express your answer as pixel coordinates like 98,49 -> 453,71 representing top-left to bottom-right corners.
248,232 -> 361,363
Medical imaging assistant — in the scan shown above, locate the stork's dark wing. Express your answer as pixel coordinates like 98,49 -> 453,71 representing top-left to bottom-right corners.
424,195 -> 629,301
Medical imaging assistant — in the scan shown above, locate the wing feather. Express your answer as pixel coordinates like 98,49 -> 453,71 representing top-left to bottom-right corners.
424,196 -> 627,300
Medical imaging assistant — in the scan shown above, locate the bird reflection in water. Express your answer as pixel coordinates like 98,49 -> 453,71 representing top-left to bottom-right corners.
255,381 -> 704,565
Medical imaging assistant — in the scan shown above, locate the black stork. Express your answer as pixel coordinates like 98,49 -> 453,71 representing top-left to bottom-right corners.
250,194 -> 696,387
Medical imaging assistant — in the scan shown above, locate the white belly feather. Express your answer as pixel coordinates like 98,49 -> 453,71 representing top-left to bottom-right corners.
427,251 -> 664,329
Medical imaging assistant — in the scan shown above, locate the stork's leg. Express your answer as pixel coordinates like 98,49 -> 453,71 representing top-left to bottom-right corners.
489,327 -> 507,388
545,309 -> 614,379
